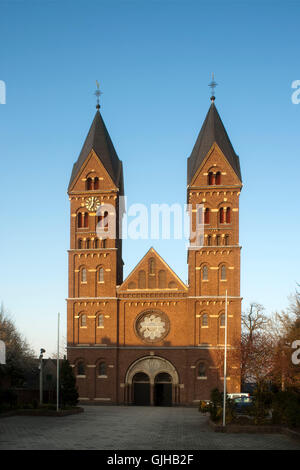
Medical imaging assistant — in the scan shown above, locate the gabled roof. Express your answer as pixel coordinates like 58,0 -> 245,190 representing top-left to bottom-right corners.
118,247 -> 188,292
68,110 -> 123,192
187,101 -> 242,184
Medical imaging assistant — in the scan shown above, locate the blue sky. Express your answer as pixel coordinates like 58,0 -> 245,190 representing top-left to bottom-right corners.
0,0 -> 299,355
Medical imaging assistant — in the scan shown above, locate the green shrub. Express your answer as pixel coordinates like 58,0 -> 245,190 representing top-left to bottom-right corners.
271,390 -> 300,428
208,388 -> 235,423
199,401 -> 210,414
0,389 -> 18,409
249,387 -> 272,424
60,359 -> 79,407
285,401 -> 300,428
39,403 -> 57,410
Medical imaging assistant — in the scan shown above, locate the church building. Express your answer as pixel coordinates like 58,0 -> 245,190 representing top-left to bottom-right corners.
67,92 -> 243,406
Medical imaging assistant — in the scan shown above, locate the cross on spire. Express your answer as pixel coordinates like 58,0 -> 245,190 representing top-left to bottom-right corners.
208,73 -> 218,101
94,80 -> 102,109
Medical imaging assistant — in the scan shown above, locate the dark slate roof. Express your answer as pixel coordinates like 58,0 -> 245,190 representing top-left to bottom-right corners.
68,110 -> 123,192
187,101 -> 242,184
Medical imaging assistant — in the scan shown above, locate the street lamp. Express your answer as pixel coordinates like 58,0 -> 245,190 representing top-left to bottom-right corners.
39,348 -> 46,405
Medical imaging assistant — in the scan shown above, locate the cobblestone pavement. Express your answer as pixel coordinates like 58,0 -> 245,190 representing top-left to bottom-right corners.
0,406 -> 299,450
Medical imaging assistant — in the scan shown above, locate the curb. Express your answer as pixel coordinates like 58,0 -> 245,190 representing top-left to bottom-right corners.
0,407 -> 84,418
208,419 -> 300,441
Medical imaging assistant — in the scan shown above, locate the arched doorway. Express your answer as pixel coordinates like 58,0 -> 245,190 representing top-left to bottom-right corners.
154,372 -> 172,406
133,372 -> 150,405
125,356 -> 179,406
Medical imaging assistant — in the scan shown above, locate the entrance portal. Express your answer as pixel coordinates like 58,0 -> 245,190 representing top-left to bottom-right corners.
154,373 -> 172,406
133,372 -> 150,405
125,356 -> 180,406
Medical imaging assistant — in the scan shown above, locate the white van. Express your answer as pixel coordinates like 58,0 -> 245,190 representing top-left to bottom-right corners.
227,393 -> 250,399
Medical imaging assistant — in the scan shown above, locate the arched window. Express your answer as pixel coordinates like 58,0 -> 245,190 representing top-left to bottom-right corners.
149,258 -> 155,275
98,314 -> 104,327
133,372 -> 149,383
78,239 -> 83,249
77,361 -> 85,375
202,314 -> 208,326
204,208 -> 210,224
224,235 -> 229,246
221,265 -> 226,280
84,212 -> 89,228
148,275 -> 155,289
220,314 -> 225,327
103,211 -> 109,230
80,314 -> 87,327
86,177 -> 92,190
219,207 -> 225,224
202,265 -> 208,281
94,238 -> 99,249
226,207 -> 231,224
94,177 -> 99,190
98,267 -> 104,283
138,270 -> 146,288
77,212 -> 82,228
198,362 -> 206,377
86,239 -> 90,249
207,235 -> 211,246
168,281 -> 177,288
158,270 -> 166,288
208,172 -> 215,185
215,171 -> 221,185
101,239 -> 107,248
81,268 -> 87,283
99,362 -> 107,376
197,207 -> 204,226
97,212 -> 109,229
155,372 -> 172,383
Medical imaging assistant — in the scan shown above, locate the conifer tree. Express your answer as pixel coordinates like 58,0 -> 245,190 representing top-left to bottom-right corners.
60,358 -> 78,407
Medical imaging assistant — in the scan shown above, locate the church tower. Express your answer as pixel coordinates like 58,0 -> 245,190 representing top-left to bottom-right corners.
66,90 -> 242,405
67,99 -> 124,402
187,95 -> 242,392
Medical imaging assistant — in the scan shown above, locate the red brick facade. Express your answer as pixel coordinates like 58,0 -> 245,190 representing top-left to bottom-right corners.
67,100 -> 242,405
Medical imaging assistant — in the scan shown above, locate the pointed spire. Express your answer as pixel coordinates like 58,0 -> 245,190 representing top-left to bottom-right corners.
187,101 -> 242,184
68,109 -> 123,193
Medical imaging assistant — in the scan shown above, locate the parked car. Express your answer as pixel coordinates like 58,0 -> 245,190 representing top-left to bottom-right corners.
227,393 -> 250,399
233,395 -> 253,414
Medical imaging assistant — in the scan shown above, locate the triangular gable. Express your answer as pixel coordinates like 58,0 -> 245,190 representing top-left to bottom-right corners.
190,142 -> 242,187
118,247 -> 188,292
68,149 -> 118,193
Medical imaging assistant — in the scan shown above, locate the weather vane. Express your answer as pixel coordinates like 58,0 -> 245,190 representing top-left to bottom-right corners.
208,73 -> 217,101
94,80 -> 102,109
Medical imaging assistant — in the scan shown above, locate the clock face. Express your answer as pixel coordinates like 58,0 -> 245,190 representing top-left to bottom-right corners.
85,196 -> 100,211
135,310 -> 170,343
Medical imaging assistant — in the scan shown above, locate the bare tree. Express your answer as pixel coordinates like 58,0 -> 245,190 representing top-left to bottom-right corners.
269,289 -> 300,390
0,303 -> 36,387
50,335 -> 67,360
242,303 -> 268,341
240,303 -> 274,388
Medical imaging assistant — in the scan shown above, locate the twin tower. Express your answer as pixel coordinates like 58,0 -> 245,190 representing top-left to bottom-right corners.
67,96 -> 242,406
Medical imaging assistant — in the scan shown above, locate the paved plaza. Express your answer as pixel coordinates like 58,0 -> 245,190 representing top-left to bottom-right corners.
0,406 -> 299,450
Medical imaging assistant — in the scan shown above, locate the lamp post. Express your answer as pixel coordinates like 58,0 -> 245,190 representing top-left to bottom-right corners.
222,290 -> 228,427
39,348 -> 46,405
57,313 -> 60,411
